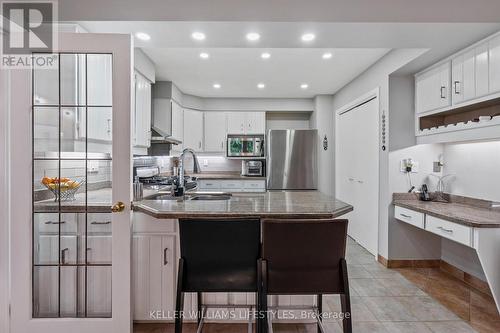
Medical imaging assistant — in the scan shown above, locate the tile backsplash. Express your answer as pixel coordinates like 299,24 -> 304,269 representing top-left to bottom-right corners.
155,155 -> 241,174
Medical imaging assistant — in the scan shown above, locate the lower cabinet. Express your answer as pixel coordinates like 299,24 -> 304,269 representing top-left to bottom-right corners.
132,234 -> 176,321
198,179 -> 266,193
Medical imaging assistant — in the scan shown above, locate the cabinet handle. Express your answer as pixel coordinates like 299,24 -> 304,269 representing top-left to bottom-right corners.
454,81 -> 460,94
61,248 -> 69,265
45,220 -> 66,225
221,141 -> 224,149
163,248 -> 169,265
199,141 -> 201,149
348,178 -> 354,181
90,221 -> 111,225
357,180 -> 364,184
440,86 -> 446,99
400,214 -> 412,219
437,226 -> 453,233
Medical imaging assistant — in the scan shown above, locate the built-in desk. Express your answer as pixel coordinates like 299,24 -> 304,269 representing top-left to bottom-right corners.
393,193 -> 500,314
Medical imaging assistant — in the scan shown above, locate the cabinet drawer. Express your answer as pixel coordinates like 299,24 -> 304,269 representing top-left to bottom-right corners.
220,180 -> 243,190
87,213 -> 112,234
133,213 -> 176,233
242,180 -> 266,192
34,213 -> 78,234
425,215 -> 472,247
394,206 -> 425,229
198,179 -> 221,190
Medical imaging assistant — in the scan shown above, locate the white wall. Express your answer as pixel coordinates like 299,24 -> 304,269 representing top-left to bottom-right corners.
388,75 -> 416,151
134,48 -> 156,83
388,144 -> 443,260
329,48 -> 427,258
266,112 -> 312,130
443,141 -> 500,202
311,95 -> 334,195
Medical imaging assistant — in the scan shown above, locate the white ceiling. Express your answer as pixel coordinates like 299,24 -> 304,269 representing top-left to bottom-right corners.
79,21 -> 500,97
142,48 -> 389,98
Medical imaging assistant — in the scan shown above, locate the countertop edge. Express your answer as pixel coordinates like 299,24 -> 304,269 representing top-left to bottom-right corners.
132,203 -> 353,220
393,200 -> 500,228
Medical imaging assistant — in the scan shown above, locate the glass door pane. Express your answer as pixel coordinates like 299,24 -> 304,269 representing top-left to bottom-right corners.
33,53 -> 113,318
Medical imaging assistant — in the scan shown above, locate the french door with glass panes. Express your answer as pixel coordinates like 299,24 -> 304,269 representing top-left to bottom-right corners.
9,33 -> 133,333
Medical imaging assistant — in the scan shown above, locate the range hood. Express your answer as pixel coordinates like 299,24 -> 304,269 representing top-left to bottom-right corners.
151,126 -> 181,145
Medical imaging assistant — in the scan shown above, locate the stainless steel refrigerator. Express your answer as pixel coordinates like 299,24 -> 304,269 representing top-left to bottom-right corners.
266,129 -> 318,190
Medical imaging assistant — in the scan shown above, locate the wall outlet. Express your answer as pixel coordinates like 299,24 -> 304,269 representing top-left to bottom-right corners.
203,159 -> 209,167
400,159 -> 419,173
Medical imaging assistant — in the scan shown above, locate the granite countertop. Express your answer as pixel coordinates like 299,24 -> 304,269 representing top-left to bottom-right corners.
393,193 -> 500,228
133,191 -> 353,219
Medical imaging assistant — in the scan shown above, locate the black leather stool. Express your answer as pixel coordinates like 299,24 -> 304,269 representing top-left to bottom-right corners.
175,218 -> 262,333
260,218 -> 352,333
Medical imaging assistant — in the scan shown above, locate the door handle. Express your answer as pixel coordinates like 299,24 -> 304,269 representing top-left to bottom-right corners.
440,86 -> 446,99
111,201 -> 125,213
61,248 -> 69,265
454,81 -> 460,94
163,248 -> 169,265
90,221 -> 111,225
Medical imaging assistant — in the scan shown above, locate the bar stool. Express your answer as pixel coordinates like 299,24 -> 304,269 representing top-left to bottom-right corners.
260,218 -> 351,333
175,218 -> 262,333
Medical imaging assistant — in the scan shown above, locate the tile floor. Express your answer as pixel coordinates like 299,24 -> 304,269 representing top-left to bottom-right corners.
134,238 -> 500,333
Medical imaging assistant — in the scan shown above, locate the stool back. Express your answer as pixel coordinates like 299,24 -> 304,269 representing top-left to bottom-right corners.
179,218 -> 261,292
262,218 -> 348,294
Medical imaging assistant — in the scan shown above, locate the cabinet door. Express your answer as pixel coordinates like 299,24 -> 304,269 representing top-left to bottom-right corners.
171,101 -> 184,153
183,109 -> 204,151
416,67 -> 441,113
246,112 -> 266,134
489,35 -> 500,94
462,49 -> 476,102
132,235 -> 176,321
134,72 -> 152,148
475,44 -> 489,97
439,62 -> 451,108
227,112 -> 246,134
204,112 -> 227,152
452,55 -> 464,104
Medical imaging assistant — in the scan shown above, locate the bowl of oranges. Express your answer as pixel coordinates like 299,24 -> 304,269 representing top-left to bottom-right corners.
41,177 -> 85,201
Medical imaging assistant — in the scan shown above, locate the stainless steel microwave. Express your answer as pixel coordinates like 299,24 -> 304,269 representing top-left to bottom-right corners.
227,134 -> 265,158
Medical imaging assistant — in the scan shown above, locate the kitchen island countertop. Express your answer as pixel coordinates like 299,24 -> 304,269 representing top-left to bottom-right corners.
133,191 -> 353,219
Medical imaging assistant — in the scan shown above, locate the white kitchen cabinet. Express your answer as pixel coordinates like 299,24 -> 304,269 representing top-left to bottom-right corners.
87,107 -> 112,141
170,101 -> 184,153
475,44 -> 490,97
416,62 -> 451,114
489,35 -> 500,93
183,109 -> 203,152
204,112 -> 227,152
198,179 -> 266,193
134,71 -> 152,148
452,49 -> 476,104
246,112 -> 266,134
227,112 -> 266,134
227,112 -> 247,134
132,234 -> 176,321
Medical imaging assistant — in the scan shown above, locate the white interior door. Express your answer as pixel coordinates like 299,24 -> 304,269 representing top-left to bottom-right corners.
9,33 -> 132,333
336,92 -> 379,256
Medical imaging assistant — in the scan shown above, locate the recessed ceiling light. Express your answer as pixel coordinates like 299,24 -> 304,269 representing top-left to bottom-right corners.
261,52 -> 271,59
246,32 -> 261,41
301,33 -> 316,42
213,83 -> 221,89
191,32 -> 206,41
199,52 -> 210,59
322,52 -> 333,59
135,32 -> 151,41
257,83 -> 265,89
300,84 -> 309,89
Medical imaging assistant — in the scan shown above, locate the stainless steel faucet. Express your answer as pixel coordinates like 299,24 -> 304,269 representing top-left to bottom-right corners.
177,148 -> 201,194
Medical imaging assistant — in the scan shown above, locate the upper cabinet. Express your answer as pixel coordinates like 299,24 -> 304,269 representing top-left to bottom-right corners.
415,62 -> 451,114
134,72 -> 152,148
415,31 -> 500,143
204,112 -> 227,152
489,35 -> 500,94
182,109 -> 203,152
170,101 -> 184,153
227,112 -> 266,134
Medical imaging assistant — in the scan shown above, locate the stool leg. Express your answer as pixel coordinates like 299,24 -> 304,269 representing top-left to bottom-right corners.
257,259 -> 263,333
340,258 -> 352,333
175,258 -> 185,333
317,294 -> 323,333
261,259 -> 269,333
197,292 -> 203,332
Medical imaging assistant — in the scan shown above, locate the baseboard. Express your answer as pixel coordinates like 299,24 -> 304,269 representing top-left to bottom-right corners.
377,255 -> 493,298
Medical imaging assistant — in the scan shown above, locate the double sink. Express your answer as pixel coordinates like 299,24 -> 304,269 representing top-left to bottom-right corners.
145,191 -> 232,201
